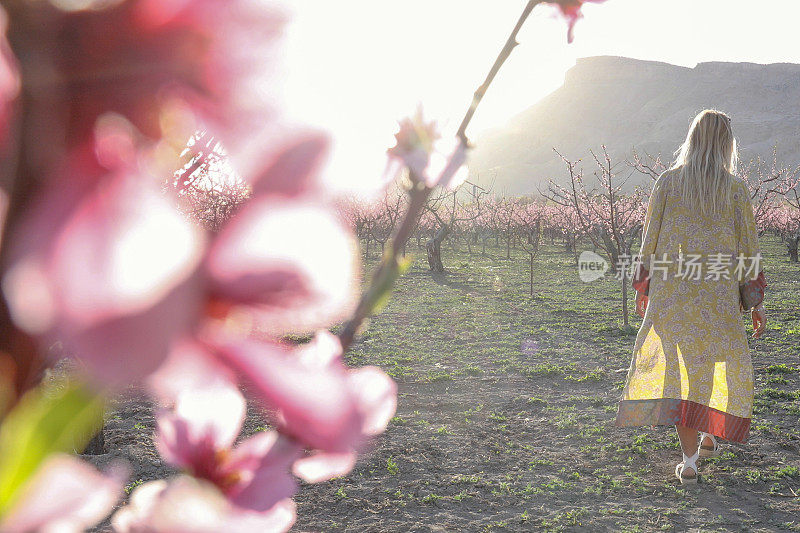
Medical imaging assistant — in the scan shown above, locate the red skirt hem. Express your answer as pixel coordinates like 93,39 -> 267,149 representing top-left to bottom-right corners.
615,398 -> 750,443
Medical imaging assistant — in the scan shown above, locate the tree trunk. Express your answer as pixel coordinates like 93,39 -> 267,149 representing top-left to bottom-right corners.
601,232 -> 619,273
529,252 -> 535,297
788,237 -> 799,263
426,225 -> 449,272
621,268 -> 629,328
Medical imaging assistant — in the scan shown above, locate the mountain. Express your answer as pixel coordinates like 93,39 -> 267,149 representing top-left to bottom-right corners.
469,56 -> 800,195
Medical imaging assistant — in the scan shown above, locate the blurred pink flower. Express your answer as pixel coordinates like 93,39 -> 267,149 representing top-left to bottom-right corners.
387,108 -> 469,190
545,0 -> 607,43
387,108 -> 439,180
156,418 -> 301,518
205,199 -> 359,336
1,1 -> 397,530
145,343 -> 301,527
214,331 -> 397,482
0,454 -> 127,533
3,127 -> 358,387
15,0 -> 285,151
1,144 -> 206,386
112,476 -> 296,533
149,342 -> 248,466
248,132 -> 331,200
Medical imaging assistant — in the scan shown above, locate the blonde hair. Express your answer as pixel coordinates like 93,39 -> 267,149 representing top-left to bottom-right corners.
669,109 -> 738,217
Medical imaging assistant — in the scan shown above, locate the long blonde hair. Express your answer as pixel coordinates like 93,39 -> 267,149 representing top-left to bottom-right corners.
669,109 -> 738,217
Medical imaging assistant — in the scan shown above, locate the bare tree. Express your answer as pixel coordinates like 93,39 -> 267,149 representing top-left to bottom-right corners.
424,181 -> 487,272
515,200 -> 544,296
542,146 -> 646,328
168,131 -> 251,231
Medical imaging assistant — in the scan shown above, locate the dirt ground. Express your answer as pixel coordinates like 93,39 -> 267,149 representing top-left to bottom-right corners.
85,237 -> 800,532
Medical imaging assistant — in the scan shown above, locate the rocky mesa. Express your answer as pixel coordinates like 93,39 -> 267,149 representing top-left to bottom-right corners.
470,56 -> 800,194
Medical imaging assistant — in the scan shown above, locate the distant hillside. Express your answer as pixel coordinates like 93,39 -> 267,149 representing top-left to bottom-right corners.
469,56 -> 800,195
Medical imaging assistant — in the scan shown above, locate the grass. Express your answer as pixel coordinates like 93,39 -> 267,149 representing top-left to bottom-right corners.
124,478 -> 144,494
292,234 -> 800,532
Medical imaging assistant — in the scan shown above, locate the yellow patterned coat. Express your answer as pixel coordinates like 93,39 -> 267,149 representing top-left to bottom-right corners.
615,169 -> 765,442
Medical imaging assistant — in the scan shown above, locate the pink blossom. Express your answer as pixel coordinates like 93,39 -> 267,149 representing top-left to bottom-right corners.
1,145 -> 206,386
112,476 -> 296,533
14,0 -> 285,152
2,0 -> 363,390
248,131 -> 332,200
387,108 -> 469,190
387,108 -> 439,180
214,331 -> 397,481
149,331 -> 395,488
155,418 -> 301,517
2,2 -> 398,531
204,199 -> 359,336
545,0 -> 607,43
142,344 -> 301,529
0,454 -> 127,533
148,341 -> 247,459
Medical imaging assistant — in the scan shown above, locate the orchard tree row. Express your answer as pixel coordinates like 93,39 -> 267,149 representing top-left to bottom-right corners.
334,146 -> 800,327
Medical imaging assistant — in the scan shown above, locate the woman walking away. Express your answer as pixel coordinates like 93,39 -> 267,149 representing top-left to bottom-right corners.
615,109 -> 767,484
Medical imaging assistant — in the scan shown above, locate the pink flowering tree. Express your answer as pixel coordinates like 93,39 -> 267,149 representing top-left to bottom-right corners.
0,0 -> 605,531
494,197 -> 521,260
543,146 -> 647,327
628,149 -> 667,182
473,196 -> 500,255
769,204 -> 800,263
544,202 -> 586,262
738,147 -> 800,232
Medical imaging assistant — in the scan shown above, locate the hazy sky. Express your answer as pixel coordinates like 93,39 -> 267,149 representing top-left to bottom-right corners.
282,1 -> 800,194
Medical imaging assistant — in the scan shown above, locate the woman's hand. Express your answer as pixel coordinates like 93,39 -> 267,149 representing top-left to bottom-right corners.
751,305 -> 766,338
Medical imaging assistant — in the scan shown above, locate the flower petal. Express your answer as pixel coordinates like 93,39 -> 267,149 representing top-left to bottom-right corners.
152,345 -> 247,479
205,200 -> 358,335
34,0 -> 285,150
292,451 -> 356,484
545,0 -> 606,43
349,366 -> 398,436
0,7 -> 19,150
225,431 -> 301,512
112,477 -> 229,533
112,476 -> 296,533
1,454 -> 127,533
214,338 -> 362,453
3,152 -> 205,386
249,132 -> 331,199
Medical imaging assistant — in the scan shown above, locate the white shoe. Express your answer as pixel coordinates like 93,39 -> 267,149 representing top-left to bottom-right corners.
675,448 -> 700,485
699,432 -> 721,458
